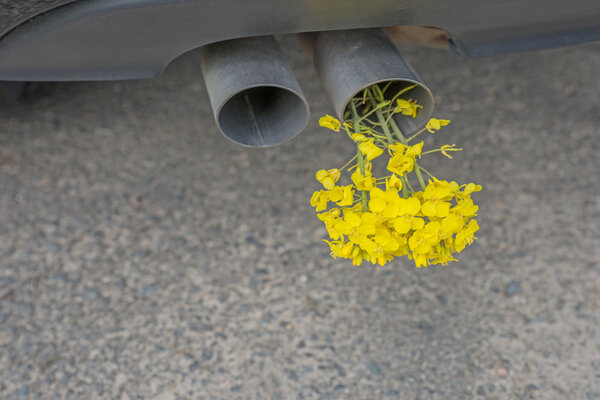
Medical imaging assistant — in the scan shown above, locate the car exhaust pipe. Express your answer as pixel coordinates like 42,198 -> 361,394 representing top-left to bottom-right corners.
201,36 -> 309,147
311,29 -> 434,136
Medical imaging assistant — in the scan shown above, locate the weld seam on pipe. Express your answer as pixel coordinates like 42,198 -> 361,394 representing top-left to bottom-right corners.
201,35 -> 309,147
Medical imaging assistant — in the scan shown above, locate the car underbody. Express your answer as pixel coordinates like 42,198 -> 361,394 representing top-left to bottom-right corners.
0,0 -> 599,82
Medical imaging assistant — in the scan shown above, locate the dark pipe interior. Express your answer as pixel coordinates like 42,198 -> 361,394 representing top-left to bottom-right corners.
345,80 -> 433,136
218,86 -> 308,147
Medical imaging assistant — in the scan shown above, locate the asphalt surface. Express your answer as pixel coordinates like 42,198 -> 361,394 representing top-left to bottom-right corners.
0,37 -> 599,400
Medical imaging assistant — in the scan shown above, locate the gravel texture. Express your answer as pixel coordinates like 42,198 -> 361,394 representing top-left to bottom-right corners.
0,37 -> 599,399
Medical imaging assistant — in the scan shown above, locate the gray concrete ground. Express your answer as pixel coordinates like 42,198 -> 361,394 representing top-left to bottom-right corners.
0,37 -> 599,400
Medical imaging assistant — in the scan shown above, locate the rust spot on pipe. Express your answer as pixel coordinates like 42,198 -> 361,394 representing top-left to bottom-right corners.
385,26 -> 450,49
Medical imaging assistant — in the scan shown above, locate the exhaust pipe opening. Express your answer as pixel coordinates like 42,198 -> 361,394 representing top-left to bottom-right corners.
217,85 -> 308,147
311,29 -> 434,136
201,36 -> 309,147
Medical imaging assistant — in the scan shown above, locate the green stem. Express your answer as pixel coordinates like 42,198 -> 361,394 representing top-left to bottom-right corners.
351,101 -> 369,212
362,117 -> 383,127
342,125 -> 354,140
406,127 -> 427,142
414,163 -> 426,190
380,81 -> 393,95
390,118 -> 426,190
420,149 -> 442,156
371,85 -> 385,102
356,146 -> 366,175
400,176 -> 409,198
356,101 -> 390,123
417,165 -> 435,179
388,116 -> 408,145
403,176 -> 415,193
368,95 -> 395,143
339,154 -> 358,171
420,148 -> 462,156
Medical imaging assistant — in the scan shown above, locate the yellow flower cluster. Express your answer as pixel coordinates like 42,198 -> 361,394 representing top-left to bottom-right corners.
312,85 -> 482,268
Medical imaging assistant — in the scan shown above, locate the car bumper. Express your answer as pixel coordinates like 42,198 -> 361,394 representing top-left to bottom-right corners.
0,0 -> 599,81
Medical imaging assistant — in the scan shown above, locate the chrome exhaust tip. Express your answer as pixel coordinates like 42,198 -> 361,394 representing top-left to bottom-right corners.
312,29 -> 434,136
201,36 -> 309,147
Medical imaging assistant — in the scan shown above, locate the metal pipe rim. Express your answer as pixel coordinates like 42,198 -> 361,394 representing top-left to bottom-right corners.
215,83 -> 310,148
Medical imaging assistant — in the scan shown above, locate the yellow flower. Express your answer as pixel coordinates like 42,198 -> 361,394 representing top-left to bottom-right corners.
440,144 -> 457,159
350,245 -> 366,266
421,180 -> 454,218
351,168 -> 376,191
395,217 -> 425,234
310,190 -> 330,212
462,183 -> 482,195
373,228 -> 399,252
405,141 -> 424,158
385,175 -> 403,191
368,187 -> 402,219
313,85 -> 481,268
358,138 -> 384,161
342,242 -> 356,258
388,143 -> 407,155
317,209 -> 342,239
315,168 -> 340,190
323,219 -> 344,241
351,133 -> 368,143
454,219 -> 479,252
333,211 -> 377,244
426,118 -> 450,133
367,227 -> 400,266
317,207 -> 339,223
324,240 -> 345,258
319,114 -> 341,132
452,198 -> 478,217
317,207 -> 339,221
387,234 -> 409,257
324,239 -> 359,260
429,244 -> 458,266
408,221 -> 441,254
391,197 -> 423,233
439,214 -> 463,240
329,185 -> 355,206
368,190 -> 387,214
387,142 -> 422,176
421,201 -> 450,218
395,99 -> 422,118
398,197 -> 421,215
449,181 -> 460,193
387,154 -> 414,176
412,253 -> 429,268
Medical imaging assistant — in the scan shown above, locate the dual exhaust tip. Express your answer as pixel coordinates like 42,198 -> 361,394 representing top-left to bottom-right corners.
200,29 -> 434,147
200,36 -> 309,147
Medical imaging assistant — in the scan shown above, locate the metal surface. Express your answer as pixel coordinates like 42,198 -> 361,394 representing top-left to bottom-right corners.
200,36 -> 309,147
0,0 -> 77,37
313,29 -> 434,136
0,0 -> 599,81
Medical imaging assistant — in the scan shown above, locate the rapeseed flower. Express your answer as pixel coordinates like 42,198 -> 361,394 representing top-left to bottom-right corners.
311,84 -> 481,268
351,168 -> 376,191
319,114 -> 341,132
426,118 -> 451,133
395,99 -> 422,118
315,168 -> 340,190
358,138 -> 384,161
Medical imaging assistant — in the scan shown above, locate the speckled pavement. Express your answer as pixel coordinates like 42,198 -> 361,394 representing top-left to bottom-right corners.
0,37 -> 599,400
